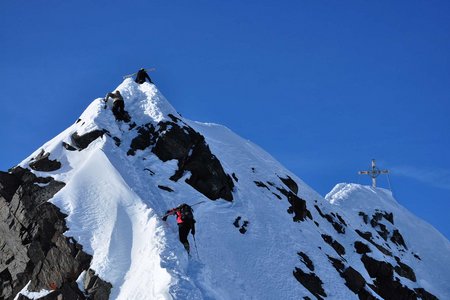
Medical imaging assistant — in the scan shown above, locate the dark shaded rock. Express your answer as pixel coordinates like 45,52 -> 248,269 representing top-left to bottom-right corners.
158,185 -> 174,192
0,171 -> 21,202
414,288 -> 438,300
298,252 -> 314,271
84,269 -> 113,300
360,254 -> 423,300
390,229 -> 407,249
321,234 -> 345,256
293,268 -> 326,299
29,150 -> 61,172
127,123 -> 156,156
278,187 -> 311,222
394,257 -> 416,282
354,241 -> 371,254
358,212 -> 369,224
376,223 -> 389,241
152,121 -> 234,201
71,130 -> 105,150
233,216 -> 241,228
232,173 -> 238,182
315,205 -> 345,234
62,142 -> 77,151
327,255 -> 345,272
272,193 -> 282,200
239,221 -> 249,234
355,230 -> 392,256
342,267 -> 366,294
0,167 -> 111,299
112,136 -> 121,147
335,213 -> 347,227
278,175 -> 298,194
254,181 -> 269,190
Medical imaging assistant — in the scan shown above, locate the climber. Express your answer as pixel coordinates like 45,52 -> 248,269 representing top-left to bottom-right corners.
135,68 -> 153,84
162,203 -> 196,254
104,90 -> 126,121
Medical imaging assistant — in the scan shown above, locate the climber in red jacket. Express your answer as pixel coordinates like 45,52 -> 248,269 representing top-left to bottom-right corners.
162,203 -> 196,254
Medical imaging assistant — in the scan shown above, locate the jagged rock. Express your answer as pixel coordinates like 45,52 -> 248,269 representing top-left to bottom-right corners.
293,268 -> 326,299
414,288 -> 439,300
277,187 -> 311,222
158,185 -> 174,192
272,193 -> 282,200
327,255 -> 345,272
127,123 -> 156,156
278,175 -> 298,194
254,181 -> 270,190
298,252 -> 314,271
358,212 -> 369,224
342,267 -> 366,294
232,173 -> 238,182
354,241 -> 371,254
321,234 -> 345,256
394,257 -> 416,282
239,221 -> 249,234
84,269 -> 113,300
0,167 -> 111,299
390,229 -> 407,249
71,130 -> 105,150
62,142 -> 77,151
233,216 -> 241,228
152,121 -> 234,201
360,254 -> 434,300
315,205 -> 345,234
29,150 -> 61,172
355,230 -> 392,256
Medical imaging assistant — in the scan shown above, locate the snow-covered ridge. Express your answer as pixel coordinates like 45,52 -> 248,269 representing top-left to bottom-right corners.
5,79 -> 449,299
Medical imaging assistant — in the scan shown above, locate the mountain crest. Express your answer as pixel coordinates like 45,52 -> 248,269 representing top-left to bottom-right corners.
0,80 -> 448,299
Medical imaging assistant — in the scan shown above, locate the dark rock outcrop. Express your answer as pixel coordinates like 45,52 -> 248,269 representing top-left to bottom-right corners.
394,257 -> 416,282
71,129 -> 106,150
158,185 -> 174,192
315,205 -> 345,234
277,187 -> 311,222
152,121 -> 234,201
278,175 -> 298,195
127,123 -> 156,156
293,268 -> 326,299
361,254 -> 436,300
355,230 -> 392,256
29,150 -> 61,172
390,229 -> 407,249
0,167 -> 111,299
354,241 -> 371,254
342,267 -> 366,294
84,269 -> 113,300
298,252 -> 314,272
321,234 -> 345,256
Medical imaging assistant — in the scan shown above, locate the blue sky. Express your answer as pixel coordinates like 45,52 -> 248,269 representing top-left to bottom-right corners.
1,1 -> 449,239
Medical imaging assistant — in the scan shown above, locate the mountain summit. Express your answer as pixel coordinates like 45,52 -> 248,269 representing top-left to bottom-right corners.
1,79 -> 449,299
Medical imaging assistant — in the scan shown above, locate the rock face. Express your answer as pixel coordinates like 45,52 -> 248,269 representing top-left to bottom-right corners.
0,167 -> 111,300
29,150 -> 61,172
127,115 -> 235,201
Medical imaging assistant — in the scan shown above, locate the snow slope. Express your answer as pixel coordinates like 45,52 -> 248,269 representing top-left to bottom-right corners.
15,79 -> 450,299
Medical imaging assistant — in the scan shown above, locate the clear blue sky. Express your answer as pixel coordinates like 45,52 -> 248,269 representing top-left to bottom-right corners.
1,1 -> 449,239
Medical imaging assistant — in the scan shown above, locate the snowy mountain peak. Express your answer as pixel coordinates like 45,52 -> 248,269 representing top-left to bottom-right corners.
1,80 -> 449,300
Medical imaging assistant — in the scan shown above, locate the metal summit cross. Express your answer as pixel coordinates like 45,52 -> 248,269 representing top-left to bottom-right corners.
358,159 -> 389,188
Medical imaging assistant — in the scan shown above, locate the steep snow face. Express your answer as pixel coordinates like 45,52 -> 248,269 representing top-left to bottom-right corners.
326,184 -> 450,298
12,79 -> 450,299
